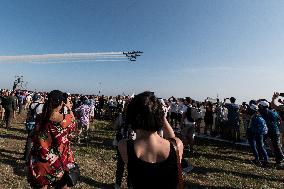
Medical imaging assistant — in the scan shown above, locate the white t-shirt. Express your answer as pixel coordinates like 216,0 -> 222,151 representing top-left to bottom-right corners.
30,102 -> 44,115
169,102 -> 178,113
26,95 -> 32,102
179,104 -> 188,114
179,104 -> 192,114
117,99 -> 125,109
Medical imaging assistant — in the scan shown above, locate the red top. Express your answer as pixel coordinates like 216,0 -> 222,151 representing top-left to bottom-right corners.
28,114 -> 77,187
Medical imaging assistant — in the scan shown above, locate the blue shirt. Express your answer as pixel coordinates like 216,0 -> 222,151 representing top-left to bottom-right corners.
260,109 -> 280,135
18,95 -> 25,104
247,114 -> 268,135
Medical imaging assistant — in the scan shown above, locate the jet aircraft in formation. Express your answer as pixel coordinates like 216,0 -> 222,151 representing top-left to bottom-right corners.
123,51 -> 143,61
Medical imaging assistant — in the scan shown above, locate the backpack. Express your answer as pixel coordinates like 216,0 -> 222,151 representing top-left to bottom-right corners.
26,103 -> 41,123
185,106 -> 194,122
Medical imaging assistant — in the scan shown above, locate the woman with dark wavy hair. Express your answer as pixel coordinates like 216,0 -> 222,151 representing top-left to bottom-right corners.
118,91 -> 183,189
28,90 -> 77,189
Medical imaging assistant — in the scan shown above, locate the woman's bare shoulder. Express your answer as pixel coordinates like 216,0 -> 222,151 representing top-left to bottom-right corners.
49,112 -> 63,123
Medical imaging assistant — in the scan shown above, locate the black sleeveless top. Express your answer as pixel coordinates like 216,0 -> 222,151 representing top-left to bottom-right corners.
127,139 -> 178,189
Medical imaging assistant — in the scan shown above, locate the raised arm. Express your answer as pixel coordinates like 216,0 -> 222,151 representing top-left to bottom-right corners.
162,117 -> 183,162
271,92 -> 284,112
162,117 -> 175,139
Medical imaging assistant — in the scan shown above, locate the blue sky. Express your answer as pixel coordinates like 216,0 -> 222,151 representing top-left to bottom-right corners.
0,0 -> 284,103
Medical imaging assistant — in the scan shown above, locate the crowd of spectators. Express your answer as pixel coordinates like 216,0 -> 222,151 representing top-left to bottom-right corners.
1,88 -> 284,188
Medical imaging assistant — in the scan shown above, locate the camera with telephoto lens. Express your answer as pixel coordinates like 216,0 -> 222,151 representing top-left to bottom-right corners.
279,93 -> 284,97
60,105 -> 68,115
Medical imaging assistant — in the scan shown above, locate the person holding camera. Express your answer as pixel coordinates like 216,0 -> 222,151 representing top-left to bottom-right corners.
28,90 -> 78,189
246,104 -> 269,166
224,97 -> 241,142
271,92 -> 284,151
259,99 -> 283,168
181,97 -> 196,154
118,91 -> 183,189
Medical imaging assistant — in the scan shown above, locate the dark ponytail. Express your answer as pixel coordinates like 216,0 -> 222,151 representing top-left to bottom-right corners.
40,90 -> 64,128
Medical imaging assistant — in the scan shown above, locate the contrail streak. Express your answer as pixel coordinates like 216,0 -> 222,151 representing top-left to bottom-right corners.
30,59 -> 128,64
0,52 -> 129,64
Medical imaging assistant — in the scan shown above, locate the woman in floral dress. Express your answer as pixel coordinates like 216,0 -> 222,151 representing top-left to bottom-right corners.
75,97 -> 91,143
28,90 -> 77,189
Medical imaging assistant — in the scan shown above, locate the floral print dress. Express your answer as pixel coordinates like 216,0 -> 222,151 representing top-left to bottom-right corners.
28,114 -> 77,187
75,104 -> 91,128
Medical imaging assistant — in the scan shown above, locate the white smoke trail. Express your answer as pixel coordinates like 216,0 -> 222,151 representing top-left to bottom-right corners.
30,59 -> 128,64
0,52 -> 129,64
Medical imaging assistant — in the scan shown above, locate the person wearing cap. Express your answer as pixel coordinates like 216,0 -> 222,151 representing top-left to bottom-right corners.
224,97 -> 241,142
271,92 -> 284,151
246,104 -> 268,166
258,100 -> 284,168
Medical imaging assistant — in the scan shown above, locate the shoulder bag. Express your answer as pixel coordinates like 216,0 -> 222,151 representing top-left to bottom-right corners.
49,124 -> 80,187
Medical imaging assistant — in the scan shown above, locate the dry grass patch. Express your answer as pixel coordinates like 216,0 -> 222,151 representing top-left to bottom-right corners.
0,116 -> 284,189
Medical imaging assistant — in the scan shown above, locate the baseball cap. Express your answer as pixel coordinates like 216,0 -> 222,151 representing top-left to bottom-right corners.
250,104 -> 258,111
158,98 -> 165,105
32,94 -> 41,101
258,101 -> 269,107
230,97 -> 236,102
249,100 -> 257,106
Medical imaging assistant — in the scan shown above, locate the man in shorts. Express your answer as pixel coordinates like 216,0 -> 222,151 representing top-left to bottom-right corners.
181,97 -> 196,154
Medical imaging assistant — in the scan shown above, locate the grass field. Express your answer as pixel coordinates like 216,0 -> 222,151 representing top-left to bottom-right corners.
0,115 -> 283,189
